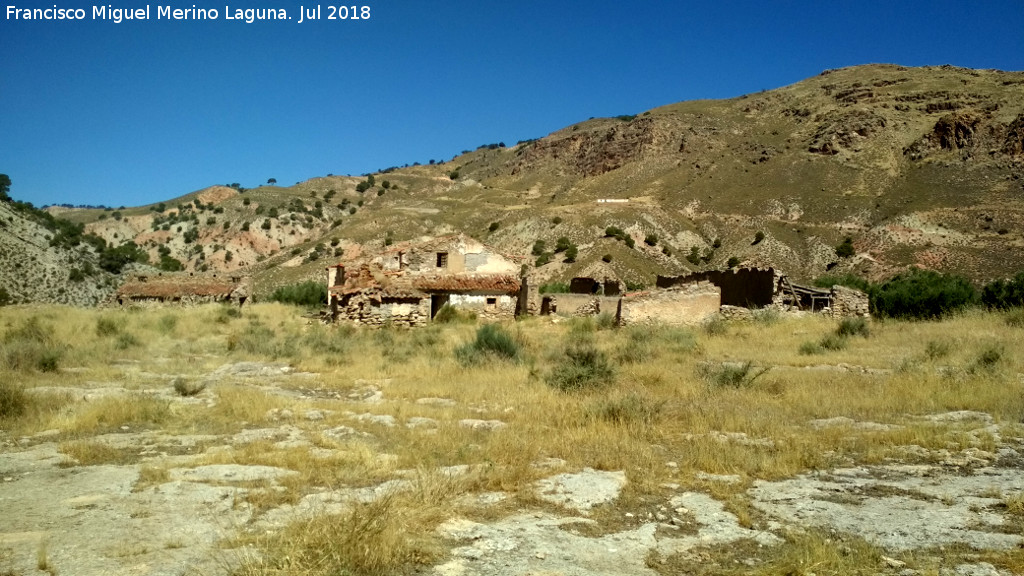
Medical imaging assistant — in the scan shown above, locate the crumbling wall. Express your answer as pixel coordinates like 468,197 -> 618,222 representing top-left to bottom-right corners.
657,268 -> 774,307
334,295 -> 430,327
620,282 -> 721,326
448,293 -> 517,322
550,294 -> 620,317
830,286 -> 871,319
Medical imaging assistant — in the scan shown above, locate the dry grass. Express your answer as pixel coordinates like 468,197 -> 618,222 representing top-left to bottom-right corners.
2,303 -> 1024,575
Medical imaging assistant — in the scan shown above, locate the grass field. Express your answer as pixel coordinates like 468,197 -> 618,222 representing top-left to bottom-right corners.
2,303 -> 1024,575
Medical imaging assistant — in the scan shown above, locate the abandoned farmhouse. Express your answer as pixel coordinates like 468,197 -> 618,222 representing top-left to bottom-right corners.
325,235 -> 869,327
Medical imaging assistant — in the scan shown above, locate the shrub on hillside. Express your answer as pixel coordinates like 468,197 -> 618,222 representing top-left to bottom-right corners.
0,380 -> 28,420
546,342 -> 615,392
433,304 -> 476,324
270,281 -> 328,308
455,324 -> 521,365
872,269 -> 976,319
1,317 -> 62,372
981,272 -> 1024,310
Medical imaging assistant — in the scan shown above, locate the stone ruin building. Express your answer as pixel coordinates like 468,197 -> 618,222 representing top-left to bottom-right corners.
327,234 -> 522,327
324,235 -> 869,327
111,273 -> 249,307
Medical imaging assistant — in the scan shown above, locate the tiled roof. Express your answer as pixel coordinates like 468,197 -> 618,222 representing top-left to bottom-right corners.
413,274 -> 520,294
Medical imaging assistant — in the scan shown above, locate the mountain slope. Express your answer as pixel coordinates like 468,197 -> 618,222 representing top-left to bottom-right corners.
14,64 -> 1024,303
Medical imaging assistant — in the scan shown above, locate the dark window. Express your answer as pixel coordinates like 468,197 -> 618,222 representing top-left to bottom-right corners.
436,252 -> 448,268
486,297 -> 497,306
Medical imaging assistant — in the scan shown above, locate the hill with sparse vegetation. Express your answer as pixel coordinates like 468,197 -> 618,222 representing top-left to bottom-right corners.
5,63 -> 1024,303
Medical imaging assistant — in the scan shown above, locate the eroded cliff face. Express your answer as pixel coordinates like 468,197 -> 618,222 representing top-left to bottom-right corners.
509,116 -> 687,177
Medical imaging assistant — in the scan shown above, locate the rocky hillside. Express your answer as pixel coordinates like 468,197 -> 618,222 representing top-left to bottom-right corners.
0,199 -> 118,306
8,64 -> 1024,303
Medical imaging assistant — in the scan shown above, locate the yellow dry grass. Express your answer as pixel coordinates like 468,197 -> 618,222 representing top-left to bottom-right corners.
2,303 -> 1024,575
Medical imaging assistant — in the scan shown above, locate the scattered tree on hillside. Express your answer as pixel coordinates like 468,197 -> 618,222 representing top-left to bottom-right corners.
836,237 -> 855,258
267,178 -> 277,185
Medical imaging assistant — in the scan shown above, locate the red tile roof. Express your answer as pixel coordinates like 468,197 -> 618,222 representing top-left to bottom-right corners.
413,275 -> 520,294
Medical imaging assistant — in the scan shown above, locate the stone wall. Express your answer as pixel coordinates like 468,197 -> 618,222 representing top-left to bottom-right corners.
448,293 -> 517,322
620,282 -> 721,326
549,294 -> 621,318
657,268 -> 774,307
830,285 -> 871,319
334,295 -> 431,327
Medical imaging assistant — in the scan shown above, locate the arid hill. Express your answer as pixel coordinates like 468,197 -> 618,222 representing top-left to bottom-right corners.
6,63 -> 1024,302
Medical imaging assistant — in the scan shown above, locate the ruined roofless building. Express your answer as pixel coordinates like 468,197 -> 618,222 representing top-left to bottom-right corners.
326,234 -> 523,326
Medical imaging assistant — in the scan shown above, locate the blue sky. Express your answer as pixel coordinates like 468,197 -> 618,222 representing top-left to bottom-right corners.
2,0 -> 1023,207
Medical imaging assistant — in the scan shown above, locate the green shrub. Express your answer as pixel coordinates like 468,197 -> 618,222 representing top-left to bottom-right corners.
595,312 -> 617,330
753,231 -> 765,244
698,361 -> 769,388
1,317 -> 62,372
835,237 -> 855,258
981,272 -> 1024,310
1004,308 -> 1024,328
798,341 -> 823,355
96,317 -> 121,337
968,344 -> 1005,374
546,342 -> 616,392
872,269 -> 976,319
270,281 -> 328,308
433,304 -> 476,324
924,340 -> 951,360
156,314 -> 177,335
589,393 -> 664,425
0,380 -> 28,419
818,334 -> 848,351
228,321 -> 297,358
488,222 -> 499,232
752,308 -> 780,325
455,324 -> 521,365
702,316 -> 728,336
835,317 -> 869,338
539,282 -> 570,294
727,256 -> 740,268
114,332 -> 139,350
215,305 -> 243,324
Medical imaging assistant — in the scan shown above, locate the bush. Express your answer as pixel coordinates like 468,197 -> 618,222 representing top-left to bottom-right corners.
0,380 -> 28,419
488,222 -> 499,232
981,272 -> 1024,310
602,254 -> 613,263
753,231 -> 765,244
433,304 -> 476,324
455,324 -> 521,365
872,269 -> 976,319
270,281 -> 328,308
590,393 -> 664,426
531,240 -> 546,256
96,317 -> 121,337
539,282 -> 570,294
644,234 -> 658,246
546,342 -> 615,392
698,361 -> 769,388
595,312 -> 617,330
727,256 -> 740,268
1,317 -> 62,372
564,246 -> 578,262
835,237 -> 855,258
836,317 -> 869,338
172,376 -> 207,397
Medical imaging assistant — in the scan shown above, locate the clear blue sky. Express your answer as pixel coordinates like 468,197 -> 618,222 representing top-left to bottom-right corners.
3,0 -> 1023,207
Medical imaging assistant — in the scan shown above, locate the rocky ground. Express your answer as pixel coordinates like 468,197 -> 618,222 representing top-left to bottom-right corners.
2,361 -> 1023,576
